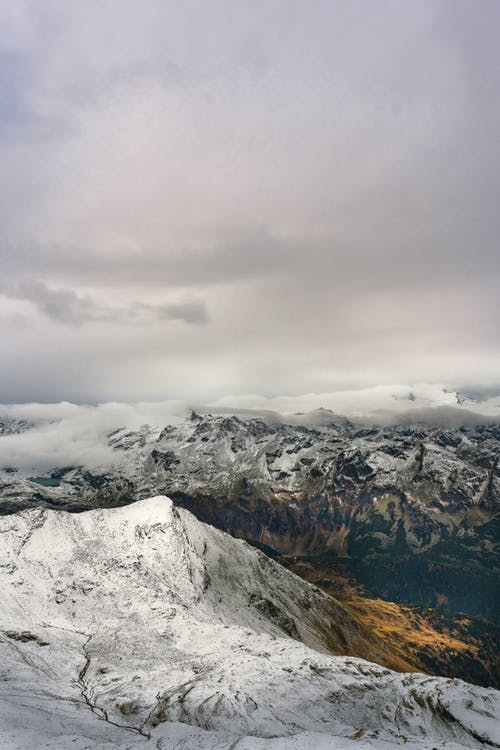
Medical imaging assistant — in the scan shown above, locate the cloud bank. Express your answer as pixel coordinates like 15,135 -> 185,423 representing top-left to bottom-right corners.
1,385 -> 499,472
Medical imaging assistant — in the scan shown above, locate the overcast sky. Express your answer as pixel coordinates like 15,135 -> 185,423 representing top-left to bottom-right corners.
1,0 -> 499,404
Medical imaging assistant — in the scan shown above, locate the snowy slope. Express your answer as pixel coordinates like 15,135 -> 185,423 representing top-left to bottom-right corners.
0,496 -> 498,749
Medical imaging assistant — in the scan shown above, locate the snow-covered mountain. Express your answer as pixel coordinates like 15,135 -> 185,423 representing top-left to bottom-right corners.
2,411 -> 498,608
3,409 -> 499,519
1,496 -> 498,750
0,418 -> 33,436
1,408 -> 499,686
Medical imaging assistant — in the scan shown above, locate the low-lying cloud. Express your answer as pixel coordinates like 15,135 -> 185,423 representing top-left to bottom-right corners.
1,385 -> 499,473
0,400 -> 189,471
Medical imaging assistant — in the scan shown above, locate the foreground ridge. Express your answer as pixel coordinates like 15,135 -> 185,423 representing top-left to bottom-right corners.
0,496 -> 498,749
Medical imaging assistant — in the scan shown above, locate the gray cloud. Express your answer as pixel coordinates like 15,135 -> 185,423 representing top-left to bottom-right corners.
156,300 -> 208,326
0,1 -> 499,403
0,280 -> 208,326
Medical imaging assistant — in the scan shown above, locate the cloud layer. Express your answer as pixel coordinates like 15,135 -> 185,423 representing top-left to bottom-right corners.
1,385 -> 500,472
0,1 -> 499,402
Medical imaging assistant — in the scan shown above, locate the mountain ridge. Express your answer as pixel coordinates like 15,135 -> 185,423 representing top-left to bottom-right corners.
1,496 -> 499,749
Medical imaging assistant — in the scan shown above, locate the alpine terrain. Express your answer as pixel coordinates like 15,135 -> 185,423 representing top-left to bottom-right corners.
1,406 -> 499,688
1,496 -> 499,749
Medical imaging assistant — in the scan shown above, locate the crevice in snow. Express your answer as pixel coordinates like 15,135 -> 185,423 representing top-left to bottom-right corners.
43,621 -> 151,741
77,632 -> 151,740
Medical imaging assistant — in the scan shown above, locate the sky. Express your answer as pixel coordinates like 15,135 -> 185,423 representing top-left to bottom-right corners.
1,0 -> 499,404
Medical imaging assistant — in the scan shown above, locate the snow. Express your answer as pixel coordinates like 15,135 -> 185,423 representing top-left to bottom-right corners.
0,496 -> 498,749
3,406 -> 497,526
1,384 -> 500,475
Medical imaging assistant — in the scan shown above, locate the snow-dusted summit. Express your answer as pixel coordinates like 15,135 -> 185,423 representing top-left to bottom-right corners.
0,497 -> 498,749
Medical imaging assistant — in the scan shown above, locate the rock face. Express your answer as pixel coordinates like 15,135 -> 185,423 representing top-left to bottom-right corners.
2,413 -> 498,620
1,496 -> 499,750
0,418 -> 33,436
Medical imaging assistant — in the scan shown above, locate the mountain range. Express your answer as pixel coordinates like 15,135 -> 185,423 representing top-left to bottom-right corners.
1,406 -> 499,688
0,400 -> 499,747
